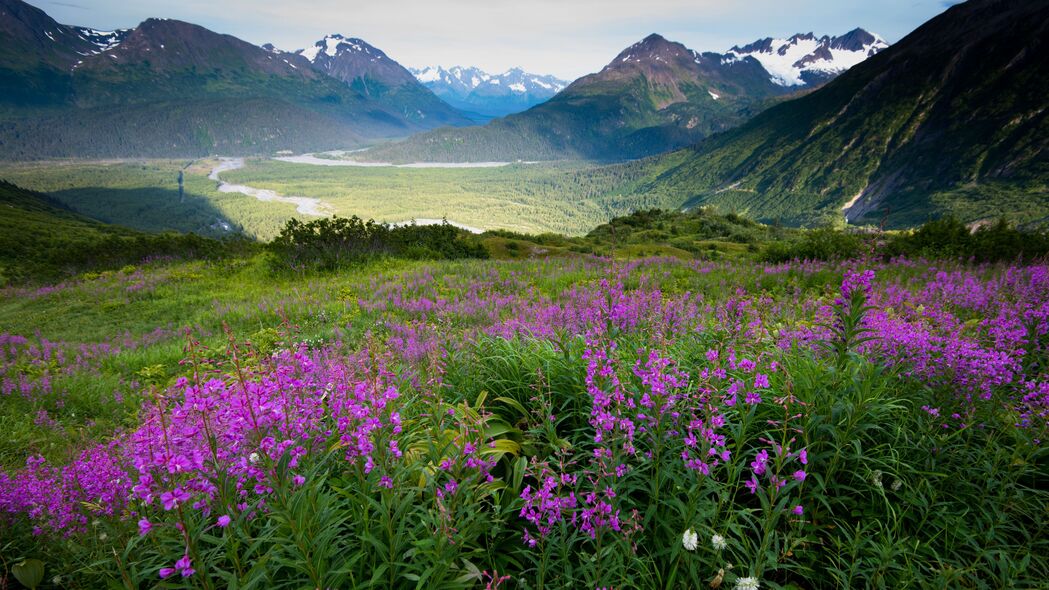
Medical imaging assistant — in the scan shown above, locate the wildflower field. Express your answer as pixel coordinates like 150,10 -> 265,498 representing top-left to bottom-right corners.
1,253 -> 1046,588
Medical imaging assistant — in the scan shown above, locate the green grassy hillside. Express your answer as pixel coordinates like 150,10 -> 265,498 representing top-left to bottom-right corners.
0,180 -> 250,284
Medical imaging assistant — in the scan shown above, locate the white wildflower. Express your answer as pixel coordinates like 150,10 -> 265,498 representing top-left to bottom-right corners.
891,478 -> 903,491
734,576 -> 760,590
682,528 -> 699,551
249,452 -> 260,464
871,469 -> 883,489
711,533 -> 728,551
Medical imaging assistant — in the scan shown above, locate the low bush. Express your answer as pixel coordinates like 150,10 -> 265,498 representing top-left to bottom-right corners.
886,216 -> 1049,262
269,216 -> 488,272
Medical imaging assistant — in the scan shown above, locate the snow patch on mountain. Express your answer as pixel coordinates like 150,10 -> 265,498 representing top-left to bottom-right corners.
725,29 -> 888,86
72,27 -> 131,54
297,34 -> 381,63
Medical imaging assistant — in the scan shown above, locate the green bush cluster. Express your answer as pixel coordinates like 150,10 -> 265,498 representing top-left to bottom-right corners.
760,228 -> 863,262
269,215 -> 488,272
885,217 -> 1049,262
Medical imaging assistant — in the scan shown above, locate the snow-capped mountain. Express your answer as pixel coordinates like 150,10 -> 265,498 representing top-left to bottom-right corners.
724,28 -> 888,86
296,34 -> 418,88
409,65 -> 568,118
370,28 -> 889,162
292,34 -> 471,126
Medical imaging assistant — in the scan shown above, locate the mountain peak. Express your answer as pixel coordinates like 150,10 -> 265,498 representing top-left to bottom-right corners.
829,28 -> 883,52
299,34 -> 386,63
631,33 -> 679,52
610,33 -> 691,68
726,28 -> 889,86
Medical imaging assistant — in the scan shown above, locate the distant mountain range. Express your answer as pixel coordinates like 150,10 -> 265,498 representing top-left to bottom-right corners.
0,0 -> 472,158
409,66 -> 568,118
0,0 -> 895,162
362,29 -> 889,162
621,0 -> 1049,228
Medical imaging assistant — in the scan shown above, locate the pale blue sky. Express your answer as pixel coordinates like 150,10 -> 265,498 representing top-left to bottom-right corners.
38,0 -> 963,79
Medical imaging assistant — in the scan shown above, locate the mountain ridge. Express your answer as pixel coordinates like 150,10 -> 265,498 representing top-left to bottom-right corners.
0,0 -> 472,158
360,28 -> 888,163
410,65 -> 568,118
622,0 -> 1049,228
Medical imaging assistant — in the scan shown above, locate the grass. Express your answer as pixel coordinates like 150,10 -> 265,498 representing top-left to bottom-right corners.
1,253 -> 1045,588
1,159 -> 1047,588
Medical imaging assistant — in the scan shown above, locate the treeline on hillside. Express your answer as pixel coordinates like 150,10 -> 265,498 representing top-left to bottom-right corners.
269,216 -> 488,272
0,181 -> 253,286
762,217 -> 1049,263
0,99 -> 364,160
587,208 -> 783,246
502,207 -> 1049,264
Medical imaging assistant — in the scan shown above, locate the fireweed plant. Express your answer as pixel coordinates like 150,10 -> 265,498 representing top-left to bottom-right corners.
0,255 -> 1046,588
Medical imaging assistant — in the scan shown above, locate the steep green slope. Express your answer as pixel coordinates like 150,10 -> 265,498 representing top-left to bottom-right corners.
631,0 -> 1049,227
362,34 -> 799,163
0,180 -> 245,284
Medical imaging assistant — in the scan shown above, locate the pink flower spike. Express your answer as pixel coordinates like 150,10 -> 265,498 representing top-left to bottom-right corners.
216,515 -> 231,528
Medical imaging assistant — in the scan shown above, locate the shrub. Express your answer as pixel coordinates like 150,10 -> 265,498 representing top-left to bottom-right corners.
269,216 -> 487,272
761,227 -> 863,262
886,216 -> 1049,262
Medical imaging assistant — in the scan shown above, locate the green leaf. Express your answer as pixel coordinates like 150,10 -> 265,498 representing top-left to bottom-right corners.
12,559 -> 45,590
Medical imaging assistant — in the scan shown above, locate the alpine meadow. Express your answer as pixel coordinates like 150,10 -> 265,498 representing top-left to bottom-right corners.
1,0 -> 1047,589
